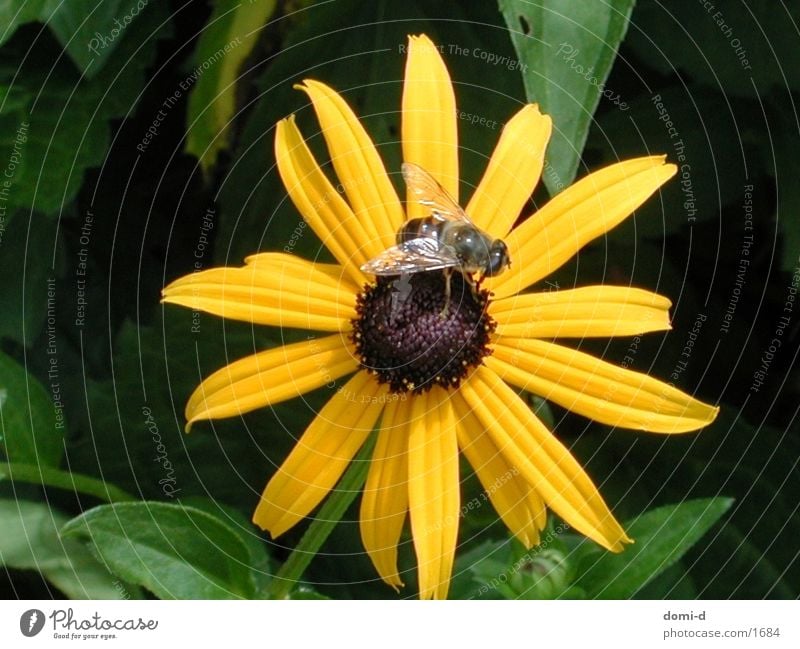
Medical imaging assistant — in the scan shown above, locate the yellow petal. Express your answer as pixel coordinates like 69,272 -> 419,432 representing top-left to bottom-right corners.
488,157 -> 677,299
490,286 -> 672,339
298,80 -> 404,252
487,339 -> 719,433
360,398 -> 410,590
253,371 -> 386,537
461,367 -> 630,551
407,388 -> 460,599
402,34 -> 459,217
162,254 -> 357,332
275,116 -> 367,285
185,334 -> 357,430
454,395 -> 544,548
466,104 -> 552,238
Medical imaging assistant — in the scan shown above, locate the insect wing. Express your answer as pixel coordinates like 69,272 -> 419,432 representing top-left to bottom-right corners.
401,162 -> 473,225
360,236 -> 459,276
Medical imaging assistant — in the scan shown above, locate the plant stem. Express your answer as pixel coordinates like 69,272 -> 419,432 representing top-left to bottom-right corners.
264,433 -> 376,599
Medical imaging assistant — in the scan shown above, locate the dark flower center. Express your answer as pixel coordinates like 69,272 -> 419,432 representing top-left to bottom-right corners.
352,272 -> 495,393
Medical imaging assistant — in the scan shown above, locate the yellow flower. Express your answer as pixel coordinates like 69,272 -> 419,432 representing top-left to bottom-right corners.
162,34 -> 719,599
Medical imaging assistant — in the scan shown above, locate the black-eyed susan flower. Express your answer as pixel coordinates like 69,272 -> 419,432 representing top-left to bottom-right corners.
162,34 -> 719,599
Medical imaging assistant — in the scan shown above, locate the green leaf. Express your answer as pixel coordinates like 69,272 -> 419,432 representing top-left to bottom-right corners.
0,350 -> 64,466
0,0 -> 47,48
0,499 -> 133,598
180,496 -> 272,593
44,0 -> 150,77
186,0 -> 277,172
575,497 -> 734,598
0,1 -> 149,76
61,502 -> 258,599
0,2 -> 171,215
499,0 -> 637,194
0,461 -> 134,502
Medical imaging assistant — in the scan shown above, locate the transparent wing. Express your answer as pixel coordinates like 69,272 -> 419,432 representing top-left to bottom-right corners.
360,236 -> 459,276
402,162 -> 473,225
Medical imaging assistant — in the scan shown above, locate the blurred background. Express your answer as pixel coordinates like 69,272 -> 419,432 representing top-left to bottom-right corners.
0,0 -> 797,599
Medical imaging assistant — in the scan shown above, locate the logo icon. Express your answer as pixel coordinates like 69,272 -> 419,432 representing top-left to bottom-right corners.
20,609 -> 45,637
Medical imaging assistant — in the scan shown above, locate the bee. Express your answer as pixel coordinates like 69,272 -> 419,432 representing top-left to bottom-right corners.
360,163 -> 510,300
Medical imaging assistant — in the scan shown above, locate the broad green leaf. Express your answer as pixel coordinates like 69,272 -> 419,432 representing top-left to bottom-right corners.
0,499 -> 133,598
499,0 -> 637,195
0,1 -> 149,76
0,350 -> 63,466
61,502 -> 258,599
633,562 -> 698,599
575,497 -> 734,598
180,496 -> 272,593
0,461 -> 133,502
0,0 -> 47,47
43,0 -> 150,77
186,0 -> 277,171
0,2 -> 171,215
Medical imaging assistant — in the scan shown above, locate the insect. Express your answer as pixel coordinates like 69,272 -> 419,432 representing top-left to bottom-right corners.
360,162 -> 510,304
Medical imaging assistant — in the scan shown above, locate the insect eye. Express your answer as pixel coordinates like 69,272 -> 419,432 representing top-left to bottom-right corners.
485,240 -> 509,276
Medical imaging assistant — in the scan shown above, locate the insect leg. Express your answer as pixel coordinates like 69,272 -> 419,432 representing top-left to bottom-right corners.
440,268 -> 452,319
